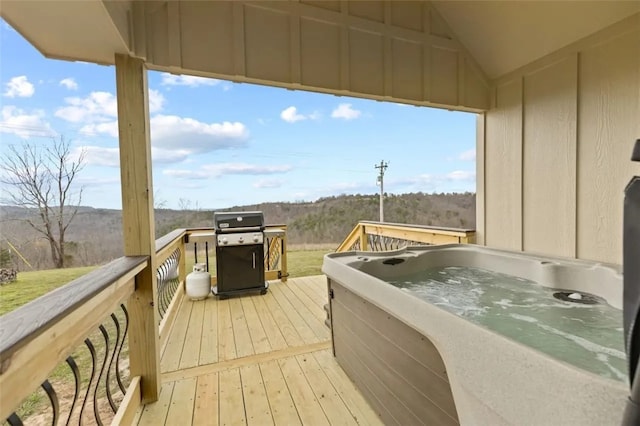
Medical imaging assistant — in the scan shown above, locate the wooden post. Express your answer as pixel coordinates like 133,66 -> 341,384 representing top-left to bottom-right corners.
280,227 -> 288,282
359,224 -> 368,251
115,54 -> 160,403
179,236 -> 187,290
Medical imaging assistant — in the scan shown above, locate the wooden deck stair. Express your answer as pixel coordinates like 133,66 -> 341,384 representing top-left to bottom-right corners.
136,275 -> 382,425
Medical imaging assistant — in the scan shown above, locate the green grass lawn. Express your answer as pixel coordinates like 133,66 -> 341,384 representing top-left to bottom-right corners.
287,249 -> 333,278
0,266 -> 97,315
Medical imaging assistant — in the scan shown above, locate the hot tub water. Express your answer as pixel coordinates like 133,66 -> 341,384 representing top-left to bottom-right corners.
389,266 -> 626,382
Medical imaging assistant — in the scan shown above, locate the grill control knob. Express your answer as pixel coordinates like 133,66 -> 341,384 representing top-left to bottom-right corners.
222,238 -> 228,245
253,235 -> 259,243
238,237 -> 244,243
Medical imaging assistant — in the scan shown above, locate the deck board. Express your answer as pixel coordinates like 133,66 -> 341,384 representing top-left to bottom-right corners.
240,297 -> 271,354
277,284 -> 328,339
278,356 -> 330,426
180,301 -> 205,370
262,290 -> 304,347
165,377 -> 197,425
139,276 -> 382,426
229,298 -> 254,358
252,295 -> 288,351
199,298 -> 219,365
260,359 -> 302,426
193,373 -> 218,426
217,300 -> 236,361
269,284 -> 321,345
240,364 -> 274,425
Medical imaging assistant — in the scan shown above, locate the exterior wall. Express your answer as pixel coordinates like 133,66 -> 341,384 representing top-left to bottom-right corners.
479,15 -> 640,264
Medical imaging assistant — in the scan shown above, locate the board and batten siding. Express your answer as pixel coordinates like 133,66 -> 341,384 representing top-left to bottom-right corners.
479,14 -> 640,264
118,0 -> 489,111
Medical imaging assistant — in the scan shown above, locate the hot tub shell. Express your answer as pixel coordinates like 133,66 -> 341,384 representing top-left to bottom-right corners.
322,244 -> 627,426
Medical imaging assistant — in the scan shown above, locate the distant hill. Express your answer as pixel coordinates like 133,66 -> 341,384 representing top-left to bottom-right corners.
0,192 -> 475,269
226,192 -> 475,244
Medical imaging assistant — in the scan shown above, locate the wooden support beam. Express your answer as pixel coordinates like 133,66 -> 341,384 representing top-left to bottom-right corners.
115,53 -> 161,403
359,224 -> 368,251
111,376 -> 142,426
280,228 -> 288,282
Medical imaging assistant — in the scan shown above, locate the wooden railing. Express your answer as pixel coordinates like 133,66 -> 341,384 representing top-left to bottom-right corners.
0,256 -> 148,425
154,225 -> 289,352
336,221 -> 476,252
183,225 -> 289,282
0,225 -> 288,425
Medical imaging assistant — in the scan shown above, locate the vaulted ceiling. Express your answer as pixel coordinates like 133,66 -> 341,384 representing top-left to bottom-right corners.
433,0 -> 640,78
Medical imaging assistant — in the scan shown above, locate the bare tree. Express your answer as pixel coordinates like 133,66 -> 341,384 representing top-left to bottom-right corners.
0,137 -> 86,268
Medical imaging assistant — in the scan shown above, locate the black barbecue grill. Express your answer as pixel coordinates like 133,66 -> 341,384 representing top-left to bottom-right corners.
212,211 -> 268,299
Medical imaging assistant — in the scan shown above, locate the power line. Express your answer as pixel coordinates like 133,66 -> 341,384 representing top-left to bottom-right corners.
375,160 -> 389,222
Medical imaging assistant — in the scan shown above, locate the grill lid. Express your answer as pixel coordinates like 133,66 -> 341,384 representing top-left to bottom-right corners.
214,211 -> 264,231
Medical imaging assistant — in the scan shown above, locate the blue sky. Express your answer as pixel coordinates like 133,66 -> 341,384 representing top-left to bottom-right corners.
0,19 -> 477,210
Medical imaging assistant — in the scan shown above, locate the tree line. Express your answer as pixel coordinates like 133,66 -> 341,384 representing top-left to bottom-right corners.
1,138 -> 475,271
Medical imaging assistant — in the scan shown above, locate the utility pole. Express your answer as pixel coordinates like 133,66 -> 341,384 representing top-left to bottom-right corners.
375,160 -> 389,222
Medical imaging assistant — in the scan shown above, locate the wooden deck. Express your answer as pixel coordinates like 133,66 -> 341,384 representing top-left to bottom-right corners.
137,275 -> 382,425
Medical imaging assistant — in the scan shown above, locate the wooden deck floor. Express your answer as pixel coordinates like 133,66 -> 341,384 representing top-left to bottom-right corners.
137,275 -> 382,425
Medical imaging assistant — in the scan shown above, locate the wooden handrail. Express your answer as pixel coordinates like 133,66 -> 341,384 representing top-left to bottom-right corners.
156,228 -> 186,265
336,223 -> 364,252
359,220 -> 475,235
181,225 -> 289,281
336,221 -> 477,252
0,256 -> 148,420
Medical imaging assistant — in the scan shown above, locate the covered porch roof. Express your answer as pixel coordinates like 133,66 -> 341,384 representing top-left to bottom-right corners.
3,0 -> 638,112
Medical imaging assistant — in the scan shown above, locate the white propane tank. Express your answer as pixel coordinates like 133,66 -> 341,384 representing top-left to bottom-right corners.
186,263 -> 211,301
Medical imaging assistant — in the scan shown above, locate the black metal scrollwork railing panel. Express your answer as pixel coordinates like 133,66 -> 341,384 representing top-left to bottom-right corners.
5,304 -> 131,425
339,232 -> 427,252
344,239 -> 362,252
156,247 -> 181,320
367,234 -> 429,252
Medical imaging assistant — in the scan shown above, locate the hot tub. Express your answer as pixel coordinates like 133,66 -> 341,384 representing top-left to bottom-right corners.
322,244 -> 627,426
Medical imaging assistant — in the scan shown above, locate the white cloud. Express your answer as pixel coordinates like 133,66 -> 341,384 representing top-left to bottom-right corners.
73,145 -> 192,167
253,178 -> 284,189
445,170 -> 476,181
151,115 -> 248,153
59,78 -> 78,90
56,90 -> 247,162
0,106 -> 54,139
4,76 -> 35,98
56,91 -> 117,123
280,106 -> 320,123
72,146 -> 119,167
459,149 -> 476,161
161,73 -> 221,87
164,163 -> 293,180
152,147 -> 191,164
80,121 -> 119,138
331,103 -> 361,120
55,90 -> 165,123
80,116 -> 248,155
280,106 -> 305,123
